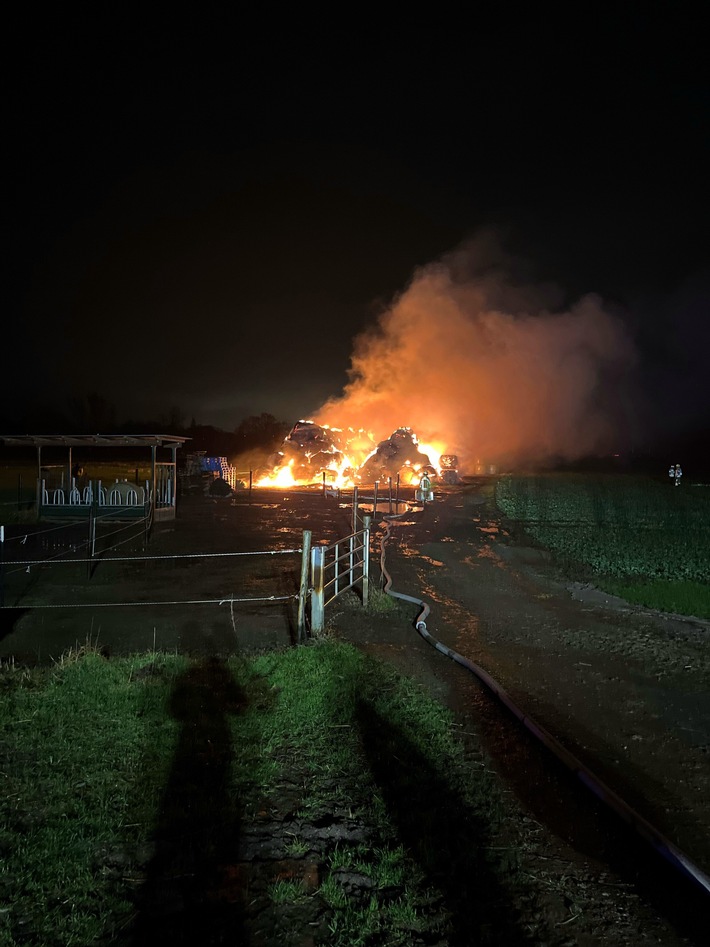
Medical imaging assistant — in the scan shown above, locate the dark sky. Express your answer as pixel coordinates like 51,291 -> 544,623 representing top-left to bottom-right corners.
5,6 -> 709,451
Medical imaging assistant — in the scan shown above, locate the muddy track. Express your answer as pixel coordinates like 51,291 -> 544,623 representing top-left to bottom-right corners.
335,479 -> 709,943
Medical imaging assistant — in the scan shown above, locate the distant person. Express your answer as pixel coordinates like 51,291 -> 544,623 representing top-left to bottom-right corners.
674,464 -> 683,487
72,463 -> 84,480
418,471 -> 433,502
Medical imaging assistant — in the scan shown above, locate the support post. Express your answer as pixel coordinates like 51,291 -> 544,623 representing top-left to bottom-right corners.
0,524 -> 4,609
373,480 -> 379,515
362,514 -> 371,607
310,545 -> 325,635
352,485 -> 359,533
297,529 -> 312,644
86,504 -> 94,579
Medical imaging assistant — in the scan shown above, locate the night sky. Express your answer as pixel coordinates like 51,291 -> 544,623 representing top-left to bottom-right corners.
5,7 -> 709,459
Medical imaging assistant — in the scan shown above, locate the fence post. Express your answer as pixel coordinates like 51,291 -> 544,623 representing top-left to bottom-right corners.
352,485 -> 359,533
311,545 -> 325,635
0,524 -> 4,609
86,505 -> 94,579
362,514 -> 371,607
335,542 -> 340,599
297,529 -> 312,644
373,480 -> 379,515
388,477 -> 393,513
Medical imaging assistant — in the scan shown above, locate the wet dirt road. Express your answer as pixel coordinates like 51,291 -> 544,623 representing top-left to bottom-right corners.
352,479 -> 710,935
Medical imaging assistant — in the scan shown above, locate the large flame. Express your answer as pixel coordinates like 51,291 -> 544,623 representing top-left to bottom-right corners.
254,237 -> 636,487
255,424 -> 443,488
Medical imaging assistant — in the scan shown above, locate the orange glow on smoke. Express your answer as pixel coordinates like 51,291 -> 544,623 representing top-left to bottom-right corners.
252,236 -> 635,487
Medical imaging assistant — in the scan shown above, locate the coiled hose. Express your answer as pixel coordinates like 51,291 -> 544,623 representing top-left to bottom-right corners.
378,515 -> 710,898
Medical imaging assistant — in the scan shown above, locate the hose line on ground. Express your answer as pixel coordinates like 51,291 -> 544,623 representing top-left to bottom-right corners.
377,515 -> 710,899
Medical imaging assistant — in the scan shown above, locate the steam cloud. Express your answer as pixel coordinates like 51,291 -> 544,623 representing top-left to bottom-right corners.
316,238 -> 636,468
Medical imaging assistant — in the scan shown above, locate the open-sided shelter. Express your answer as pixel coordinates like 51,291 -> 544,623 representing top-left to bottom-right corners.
0,434 -> 189,522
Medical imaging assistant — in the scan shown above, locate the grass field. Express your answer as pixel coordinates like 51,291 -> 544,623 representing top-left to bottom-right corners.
495,473 -> 710,619
0,641 -> 530,946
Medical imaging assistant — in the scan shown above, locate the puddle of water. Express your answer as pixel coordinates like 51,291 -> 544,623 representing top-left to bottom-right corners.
420,556 -> 445,567
476,546 -> 501,562
339,501 -> 412,516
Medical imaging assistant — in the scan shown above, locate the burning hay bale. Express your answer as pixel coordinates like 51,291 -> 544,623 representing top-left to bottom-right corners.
357,428 -> 436,486
256,421 -> 444,488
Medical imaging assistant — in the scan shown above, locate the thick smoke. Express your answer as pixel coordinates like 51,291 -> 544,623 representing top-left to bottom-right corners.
317,239 -> 636,469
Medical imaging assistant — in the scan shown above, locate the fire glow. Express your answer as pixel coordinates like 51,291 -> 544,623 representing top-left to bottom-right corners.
256,422 -> 446,489
253,237 -> 635,488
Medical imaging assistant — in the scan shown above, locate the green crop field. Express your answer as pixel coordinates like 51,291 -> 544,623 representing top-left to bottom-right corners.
495,473 -> 710,619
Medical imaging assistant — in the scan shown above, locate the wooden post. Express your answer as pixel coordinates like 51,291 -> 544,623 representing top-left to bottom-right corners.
352,485 -> 359,534
388,477 -> 393,514
373,480 -> 379,516
0,524 -> 5,609
86,504 -> 94,579
396,473 -> 400,509
297,530 -> 312,644
37,478 -> 45,519
151,445 -> 157,515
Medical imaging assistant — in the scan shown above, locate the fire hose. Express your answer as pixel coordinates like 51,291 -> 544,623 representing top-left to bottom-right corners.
377,514 -> 710,899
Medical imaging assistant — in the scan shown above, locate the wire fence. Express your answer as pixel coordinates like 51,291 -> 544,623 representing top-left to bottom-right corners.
0,485 -> 384,646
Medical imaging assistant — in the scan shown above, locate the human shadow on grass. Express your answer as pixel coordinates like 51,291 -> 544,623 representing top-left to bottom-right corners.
355,698 -> 535,946
131,657 -> 248,946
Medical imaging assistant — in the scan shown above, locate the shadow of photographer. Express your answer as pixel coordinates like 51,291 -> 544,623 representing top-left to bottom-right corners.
131,657 -> 248,945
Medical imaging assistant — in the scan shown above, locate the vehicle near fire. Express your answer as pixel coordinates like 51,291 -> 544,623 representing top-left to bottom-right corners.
440,454 -> 459,484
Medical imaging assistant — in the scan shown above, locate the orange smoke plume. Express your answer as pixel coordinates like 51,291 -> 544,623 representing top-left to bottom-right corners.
316,239 -> 636,468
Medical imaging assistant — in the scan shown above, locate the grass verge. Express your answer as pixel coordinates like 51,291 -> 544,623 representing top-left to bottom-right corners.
0,641 -> 537,946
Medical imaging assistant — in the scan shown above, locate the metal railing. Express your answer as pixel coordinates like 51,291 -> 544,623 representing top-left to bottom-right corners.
309,515 -> 371,635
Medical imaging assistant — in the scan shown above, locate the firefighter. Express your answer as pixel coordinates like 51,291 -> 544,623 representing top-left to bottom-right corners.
419,471 -> 433,502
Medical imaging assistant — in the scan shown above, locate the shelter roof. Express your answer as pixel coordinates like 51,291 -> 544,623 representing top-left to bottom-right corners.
0,434 -> 189,449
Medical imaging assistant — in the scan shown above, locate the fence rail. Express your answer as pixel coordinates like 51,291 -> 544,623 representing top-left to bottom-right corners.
1,510 -> 372,642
